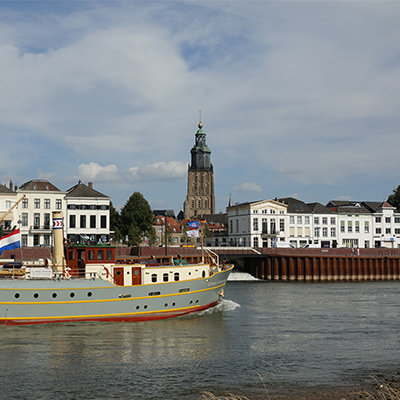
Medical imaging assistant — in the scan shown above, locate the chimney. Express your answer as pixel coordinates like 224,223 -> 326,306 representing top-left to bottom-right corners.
9,180 -> 13,191
88,182 -> 93,189
14,185 -> 17,192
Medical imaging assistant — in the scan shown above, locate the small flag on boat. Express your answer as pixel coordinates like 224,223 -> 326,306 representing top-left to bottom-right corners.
200,219 -> 206,224
187,220 -> 199,229
0,229 -> 21,255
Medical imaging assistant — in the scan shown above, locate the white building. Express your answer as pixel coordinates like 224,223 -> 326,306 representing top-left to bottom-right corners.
65,181 -> 111,244
17,179 -> 66,247
0,182 -> 19,231
226,199 -> 288,247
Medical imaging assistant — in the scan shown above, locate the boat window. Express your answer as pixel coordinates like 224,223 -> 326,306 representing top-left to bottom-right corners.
87,292 -> 93,297
136,305 -> 140,310
151,274 -> 157,282
174,272 -> 179,281
52,293 -> 57,298
178,288 -> 190,293
202,270 -> 206,278
88,251 -> 95,260
163,273 -> 169,282
106,250 -> 113,260
34,293 -> 39,298
97,250 -> 104,260
148,292 -> 161,296
15,293 -> 20,299
68,251 -> 75,261
70,293 -> 75,298
164,303 -> 168,307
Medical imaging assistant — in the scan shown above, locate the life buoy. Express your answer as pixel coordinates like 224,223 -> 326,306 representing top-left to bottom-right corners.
99,266 -> 110,279
63,267 -> 71,279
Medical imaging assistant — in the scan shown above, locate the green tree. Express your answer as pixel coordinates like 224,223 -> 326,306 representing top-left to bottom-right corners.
109,201 -> 123,243
120,192 -> 154,245
146,226 -> 158,247
388,185 -> 400,212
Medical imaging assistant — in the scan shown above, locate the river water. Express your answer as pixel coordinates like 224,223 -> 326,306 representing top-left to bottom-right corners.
1,272 -> 400,399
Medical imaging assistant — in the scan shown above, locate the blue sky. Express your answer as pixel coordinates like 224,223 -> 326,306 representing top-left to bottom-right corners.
1,1 -> 400,214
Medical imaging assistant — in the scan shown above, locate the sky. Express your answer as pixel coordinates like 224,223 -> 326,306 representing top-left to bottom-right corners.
1,0 -> 400,215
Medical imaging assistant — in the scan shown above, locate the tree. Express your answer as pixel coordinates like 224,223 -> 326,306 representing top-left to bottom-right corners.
109,201 -> 123,243
120,192 -> 154,245
146,226 -> 158,247
388,185 -> 400,212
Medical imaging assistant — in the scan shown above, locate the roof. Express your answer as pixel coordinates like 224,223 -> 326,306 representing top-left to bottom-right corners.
153,210 -> 176,218
19,179 -> 61,191
0,184 -> 12,194
281,197 -> 311,213
306,202 -> 334,214
66,182 -> 109,198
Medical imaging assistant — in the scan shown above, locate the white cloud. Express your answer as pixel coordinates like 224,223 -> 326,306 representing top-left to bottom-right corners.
126,161 -> 187,183
233,182 -> 263,193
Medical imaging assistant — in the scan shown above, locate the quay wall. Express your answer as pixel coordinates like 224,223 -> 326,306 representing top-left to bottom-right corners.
244,254 -> 400,281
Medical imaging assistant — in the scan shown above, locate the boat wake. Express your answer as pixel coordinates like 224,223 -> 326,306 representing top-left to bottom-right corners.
228,271 -> 260,281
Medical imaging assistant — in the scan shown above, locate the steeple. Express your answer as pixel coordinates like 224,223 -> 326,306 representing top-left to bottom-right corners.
190,120 -> 212,169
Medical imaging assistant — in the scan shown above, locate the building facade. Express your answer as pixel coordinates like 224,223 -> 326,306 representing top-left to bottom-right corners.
183,121 -> 215,219
65,181 -> 111,244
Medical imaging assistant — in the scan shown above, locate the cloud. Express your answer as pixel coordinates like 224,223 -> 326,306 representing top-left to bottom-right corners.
233,182 -> 263,193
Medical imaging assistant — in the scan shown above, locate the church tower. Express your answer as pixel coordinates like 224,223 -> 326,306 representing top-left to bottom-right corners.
183,119 -> 215,219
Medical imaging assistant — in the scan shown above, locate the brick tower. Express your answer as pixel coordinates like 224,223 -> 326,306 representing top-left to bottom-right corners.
183,120 -> 215,219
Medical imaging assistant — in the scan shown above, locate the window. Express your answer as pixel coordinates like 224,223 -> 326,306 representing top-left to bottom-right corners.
44,213 -> 50,229
236,219 -> 239,233
56,199 -> 62,209
330,217 -> 336,225
289,216 -> 294,224
355,221 -> 360,233
270,219 -> 276,234
340,221 -> 345,233
376,217 -> 381,223
322,227 -> 328,237
70,215 -> 76,229
22,213 -> 28,227
43,235 -> 50,246
163,273 -> 169,282
151,274 -> 157,282
297,216 -> 302,224
386,217 -> 391,223
376,228 -> 381,234
33,234 -> 39,246
395,217 -> 400,224
348,221 -> 352,232
22,198 -> 28,208
106,250 -> 113,260
365,221 -> 369,233
314,227 -> 320,237
395,228 -> 400,235
44,199 -> 50,209
6,200 -> 11,208
80,215 -> 86,228
314,217 -> 319,224
101,215 -> 107,229
305,216 -> 310,224
22,234 -> 27,247
34,199 -> 40,209
88,250 -> 95,260
34,213 -> 40,229
280,219 -> 285,232
97,250 -> 104,260
174,272 -> 179,281
253,237 -> 259,247
253,218 -> 258,231
386,228 -> 391,234
331,227 -> 336,237
90,215 -> 96,228
230,220 -> 233,233
322,217 -> 327,224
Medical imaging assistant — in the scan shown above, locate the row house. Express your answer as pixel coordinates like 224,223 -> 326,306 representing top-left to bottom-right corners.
152,215 -> 182,246
227,197 -> 400,249
0,179 -> 110,248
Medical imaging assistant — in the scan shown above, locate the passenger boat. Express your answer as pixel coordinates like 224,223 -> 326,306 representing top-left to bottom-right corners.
0,212 -> 233,325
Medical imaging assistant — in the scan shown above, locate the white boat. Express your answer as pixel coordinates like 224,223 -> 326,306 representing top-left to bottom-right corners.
0,212 -> 233,325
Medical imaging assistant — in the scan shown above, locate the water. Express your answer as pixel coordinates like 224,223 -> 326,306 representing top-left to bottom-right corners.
2,272 -> 400,399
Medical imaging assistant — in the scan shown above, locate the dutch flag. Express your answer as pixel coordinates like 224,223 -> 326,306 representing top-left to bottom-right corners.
0,229 -> 21,255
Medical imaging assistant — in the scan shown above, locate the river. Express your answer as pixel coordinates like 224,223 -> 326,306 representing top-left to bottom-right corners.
1,271 -> 399,399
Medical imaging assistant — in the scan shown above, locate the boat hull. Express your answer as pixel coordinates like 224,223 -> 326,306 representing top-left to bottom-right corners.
0,266 -> 233,325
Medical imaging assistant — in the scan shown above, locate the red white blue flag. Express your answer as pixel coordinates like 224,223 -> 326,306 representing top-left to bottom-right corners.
0,229 -> 21,255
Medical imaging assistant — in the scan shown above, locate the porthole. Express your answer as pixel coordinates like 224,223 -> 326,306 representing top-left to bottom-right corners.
87,292 -> 93,297
136,305 -> 140,310
164,303 -> 168,307
144,305 -> 148,309
172,302 -> 176,307
195,300 -> 199,304
189,300 -> 193,305
202,271 -> 206,278
14,293 -> 20,299
116,270 -> 122,276
70,293 -> 75,298
52,293 -> 57,298
33,293 -> 39,299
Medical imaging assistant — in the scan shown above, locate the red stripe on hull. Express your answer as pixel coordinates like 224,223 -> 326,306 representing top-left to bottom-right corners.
0,300 -> 220,325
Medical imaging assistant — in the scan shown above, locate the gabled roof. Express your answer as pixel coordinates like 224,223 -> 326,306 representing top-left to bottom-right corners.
0,184 -> 13,194
19,179 -> 61,191
153,210 -> 176,219
307,202 -> 334,214
66,182 -> 109,198
281,197 -> 311,213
